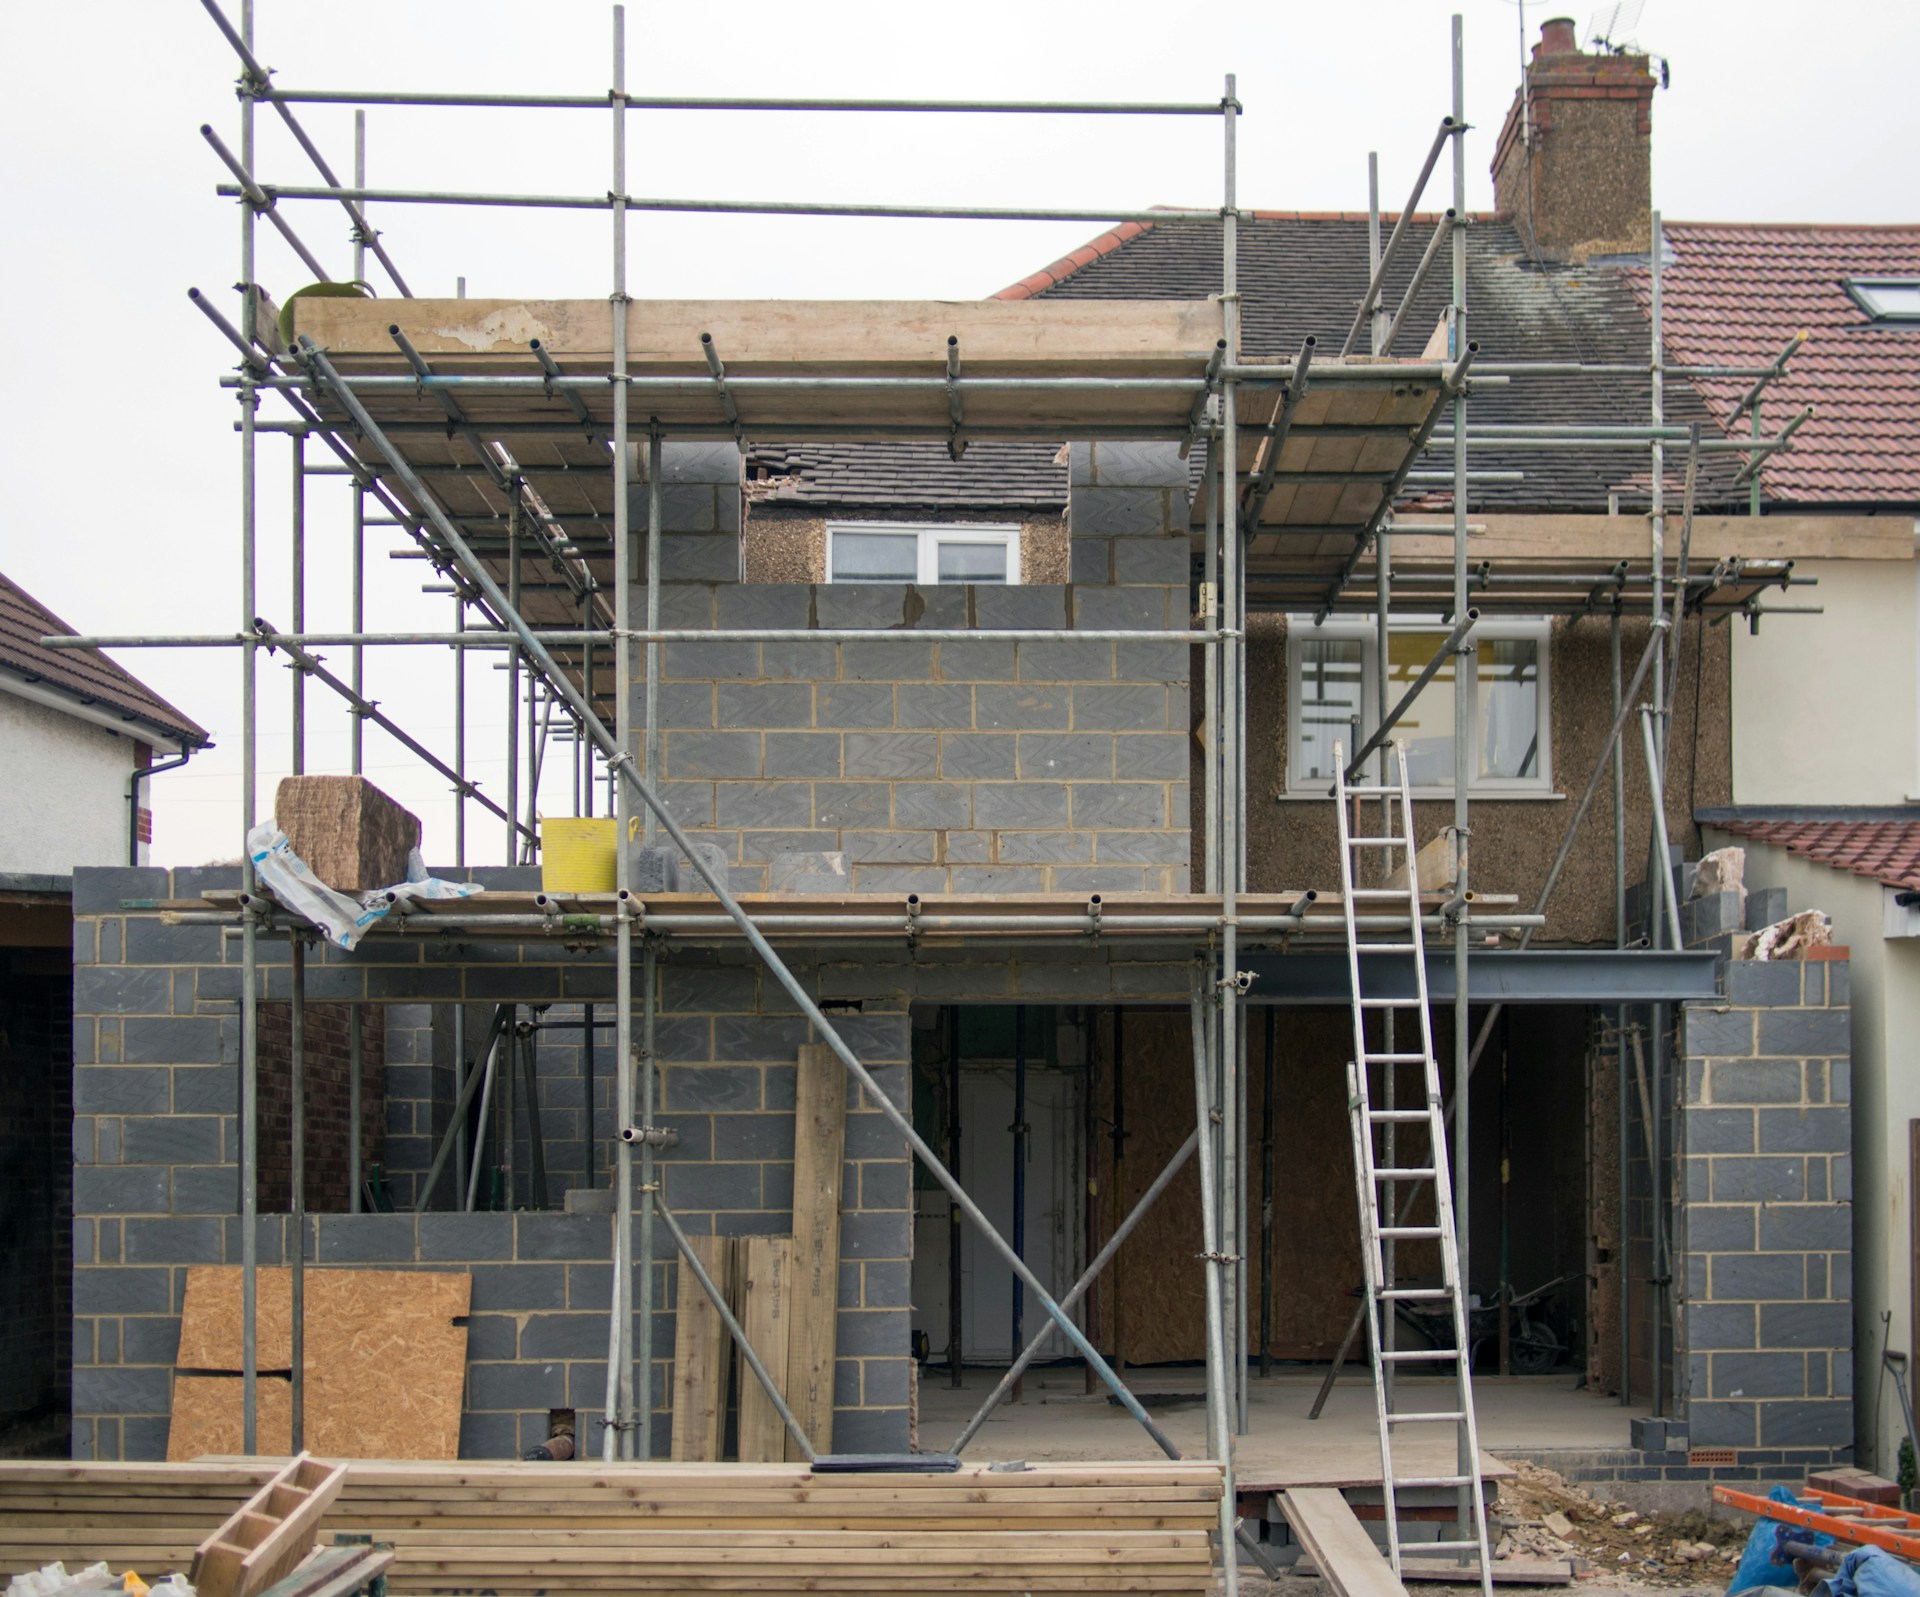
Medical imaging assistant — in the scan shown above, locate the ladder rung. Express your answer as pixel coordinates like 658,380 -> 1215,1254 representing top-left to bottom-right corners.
1381,1348 -> 1459,1362
1385,1410 -> 1467,1424
1380,1288 -> 1451,1300
1348,887 -> 1408,899
1373,1167 -> 1437,1179
1396,1475 -> 1476,1489
1344,784 -> 1399,797
1356,942 -> 1419,953
1370,1110 -> 1431,1122
1357,997 -> 1417,1009
1379,1227 -> 1443,1239
1349,836 -> 1409,847
1362,1051 -> 1428,1063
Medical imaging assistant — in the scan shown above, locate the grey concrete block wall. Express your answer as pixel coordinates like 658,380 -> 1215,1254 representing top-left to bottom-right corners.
1677,956 -> 1852,1457
66,869 -> 1203,1460
633,440 -> 1191,892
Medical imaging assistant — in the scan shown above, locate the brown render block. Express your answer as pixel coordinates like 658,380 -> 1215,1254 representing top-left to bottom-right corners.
274,775 -> 421,891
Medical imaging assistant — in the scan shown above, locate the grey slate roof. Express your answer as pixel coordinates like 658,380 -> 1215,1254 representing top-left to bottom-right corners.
746,441 -> 1067,510
1032,213 -> 1745,513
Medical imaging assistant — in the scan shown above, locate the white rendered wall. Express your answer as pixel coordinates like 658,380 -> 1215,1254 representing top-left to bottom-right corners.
0,689 -> 136,874
1731,557 -> 1918,806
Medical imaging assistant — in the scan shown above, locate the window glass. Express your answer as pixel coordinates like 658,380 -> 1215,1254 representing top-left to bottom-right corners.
1478,637 -> 1541,779
831,531 -> 918,583
1297,637 -> 1366,781
1387,629 -> 1458,787
937,540 -> 1009,584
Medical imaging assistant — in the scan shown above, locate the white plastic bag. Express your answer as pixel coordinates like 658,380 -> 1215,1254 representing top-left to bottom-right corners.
246,825 -> 481,951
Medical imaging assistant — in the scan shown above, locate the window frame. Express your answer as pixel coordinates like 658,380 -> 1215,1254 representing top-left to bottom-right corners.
1284,614 -> 1554,797
1843,277 -> 1920,324
824,520 -> 1022,586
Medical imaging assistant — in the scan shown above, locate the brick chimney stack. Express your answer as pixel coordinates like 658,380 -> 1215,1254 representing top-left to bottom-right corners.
1491,17 -> 1657,262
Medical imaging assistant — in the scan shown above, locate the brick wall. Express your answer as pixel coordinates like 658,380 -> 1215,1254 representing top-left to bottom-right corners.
256,1000 -> 383,1212
639,441 -> 1191,893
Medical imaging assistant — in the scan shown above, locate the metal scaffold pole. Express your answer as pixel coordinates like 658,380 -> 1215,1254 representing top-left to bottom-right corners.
1447,11 -> 1473,1557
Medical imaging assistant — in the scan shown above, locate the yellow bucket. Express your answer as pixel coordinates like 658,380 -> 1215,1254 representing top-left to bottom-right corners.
539,817 -> 617,892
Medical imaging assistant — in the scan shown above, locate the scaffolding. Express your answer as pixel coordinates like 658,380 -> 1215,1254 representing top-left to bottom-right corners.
43,4 -> 1822,1589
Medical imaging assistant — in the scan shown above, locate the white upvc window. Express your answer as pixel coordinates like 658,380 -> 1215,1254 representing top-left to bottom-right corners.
826,521 -> 1020,585
1286,615 -> 1553,796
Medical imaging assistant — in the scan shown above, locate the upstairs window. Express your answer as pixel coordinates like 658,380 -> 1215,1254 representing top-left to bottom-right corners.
1844,278 -> 1920,323
1288,616 -> 1552,795
827,522 -> 1020,584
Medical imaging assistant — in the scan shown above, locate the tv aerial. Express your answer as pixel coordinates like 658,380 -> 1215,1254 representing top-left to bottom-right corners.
1587,2 -> 1669,86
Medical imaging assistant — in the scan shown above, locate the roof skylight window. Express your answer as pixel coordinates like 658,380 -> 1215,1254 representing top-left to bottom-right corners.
1844,278 -> 1920,322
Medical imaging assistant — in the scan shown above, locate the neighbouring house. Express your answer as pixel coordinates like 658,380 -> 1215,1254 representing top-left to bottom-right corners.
61,18 -> 1906,1501
1664,219 -> 1920,1474
0,571 -> 208,1451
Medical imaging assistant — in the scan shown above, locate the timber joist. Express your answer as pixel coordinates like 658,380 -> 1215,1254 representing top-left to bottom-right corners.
0,1459 -> 1224,1595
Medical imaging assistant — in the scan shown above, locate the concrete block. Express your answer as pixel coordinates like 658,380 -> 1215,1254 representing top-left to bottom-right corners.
761,641 -> 838,681
1707,1058 -> 1803,1105
121,1316 -> 182,1366
1071,486 -> 1170,535
852,865 -> 949,893
1018,733 -> 1115,780
895,683 -> 976,730
75,967 -> 174,1017
1096,830 -> 1190,864
976,684 -> 1070,731
716,782 -> 815,829
1112,536 -> 1190,584
831,1406 -> 910,1452
1758,1009 -> 1850,1059
518,1313 -> 611,1359
843,639 -> 934,682
1113,640 -> 1188,683
122,1116 -> 223,1166
468,1360 -> 567,1410
716,584 -> 811,631
1688,1400 -> 1758,1448
1091,441 -> 1187,487
718,682 -> 814,728
1760,1302 -> 1852,1350
123,1217 -> 223,1265
770,850 -> 852,893
996,831 -> 1093,865
1757,1205 -> 1849,1252
1073,683 -> 1170,730
1711,1253 -> 1806,1302
816,683 -> 895,729
316,1214 -> 416,1263
74,1167 -> 167,1215
665,639 -> 757,680
816,584 -> 912,629
661,441 -> 742,485
949,866 -> 1048,893
663,1161 -> 763,1211
1070,783 -> 1167,829
1758,1107 -> 1850,1155
975,585 -> 1066,631
712,1113 -> 796,1161
123,920 -> 224,966
843,733 -> 939,779
73,1267 -> 172,1314
814,782 -> 891,830
764,732 -> 843,778
1051,866 -> 1150,894
938,733 -> 1016,780
1712,1157 -> 1803,1202
469,1263 -> 568,1312
973,783 -> 1069,830
1724,961 -> 1803,1007
911,584 -> 969,628
1746,886 -> 1788,930
1074,585 -> 1174,630
1071,537 -> 1113,584
667,731 -> 762,779
662,1065 -> 763,1113
892,783 -> 971,830
843,831 -> 936,864
936,639 -> 1018,682
72,1365 -> 173,1419
1759,1400 -> 1852,1448
1687,1206 -> 1757,1252
71,866 -> 169,915
418,1212 -> 515,1261
1018,636 -> 1113,682
517,1213 -> 612,1260
943,829 -> 990,862
171,1166 -> 239,1215
1685,1008 -> 1755,1058
74,1067 -> 171,1115
1687,1302 -> 1757,1351
1685,1107 -> 1756,1155
659,534 -> 739,582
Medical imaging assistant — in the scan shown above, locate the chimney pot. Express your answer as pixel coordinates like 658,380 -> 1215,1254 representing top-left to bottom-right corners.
1537,17 -> 1580,56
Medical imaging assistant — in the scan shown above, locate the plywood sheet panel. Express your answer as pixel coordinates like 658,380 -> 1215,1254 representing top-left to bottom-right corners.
167,1376 -> 293,1462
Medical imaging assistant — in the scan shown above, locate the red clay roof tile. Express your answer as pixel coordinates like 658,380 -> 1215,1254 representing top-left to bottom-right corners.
1716,818 -> 1920,893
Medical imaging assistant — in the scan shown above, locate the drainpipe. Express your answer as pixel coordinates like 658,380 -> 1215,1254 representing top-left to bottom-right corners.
128,747 -> 195,865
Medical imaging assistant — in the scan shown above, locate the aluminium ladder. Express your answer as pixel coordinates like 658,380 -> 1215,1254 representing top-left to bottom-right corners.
1332,740 -> 1493,1595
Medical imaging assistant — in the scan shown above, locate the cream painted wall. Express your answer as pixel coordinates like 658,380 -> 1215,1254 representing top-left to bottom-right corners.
1706,829 -> 1915,1469
1730,556 -> 1919,806
0,688 -> 137,874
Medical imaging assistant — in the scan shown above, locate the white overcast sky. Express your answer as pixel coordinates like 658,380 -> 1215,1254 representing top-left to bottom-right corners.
2,1 -> 1915,870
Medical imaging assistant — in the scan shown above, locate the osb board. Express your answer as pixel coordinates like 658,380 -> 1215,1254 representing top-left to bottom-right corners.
168,1376 -> 293,1461
171,1267 -> 470,1461
1092,1010 -> 1437,1365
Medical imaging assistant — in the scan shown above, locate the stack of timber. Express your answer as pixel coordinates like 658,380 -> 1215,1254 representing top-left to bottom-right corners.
0,1459 -> 1223,1595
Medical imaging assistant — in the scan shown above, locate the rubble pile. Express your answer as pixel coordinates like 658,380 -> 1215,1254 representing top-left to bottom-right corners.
1492,1461 -> 1747,1587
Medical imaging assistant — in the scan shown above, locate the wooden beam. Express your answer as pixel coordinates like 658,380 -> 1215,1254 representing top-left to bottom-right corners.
670,1236 -> 738,1462
787,1044 -> 847,1461
737,1236 -> 797,1463
1389,514 -> 1912,564
1278,1488 -> 1411,1597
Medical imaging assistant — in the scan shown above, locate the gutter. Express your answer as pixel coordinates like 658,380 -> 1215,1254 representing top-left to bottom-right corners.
128,749 -> 195,867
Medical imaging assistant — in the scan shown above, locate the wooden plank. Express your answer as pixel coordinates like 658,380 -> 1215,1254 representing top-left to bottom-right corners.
787,1044 -> 847,1461
1278,1488 -> 1410,1597
1404,514 -> 1911,564
736,1236 -> 797,1463
1294,1556 -> 1570,1586
670,1235 -> 737,1462
295,298 -> 1226,371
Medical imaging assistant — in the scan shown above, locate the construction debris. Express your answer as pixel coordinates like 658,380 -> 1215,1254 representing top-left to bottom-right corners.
1740,909 -> 1835,961
1491,1460 -> 1746,1586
